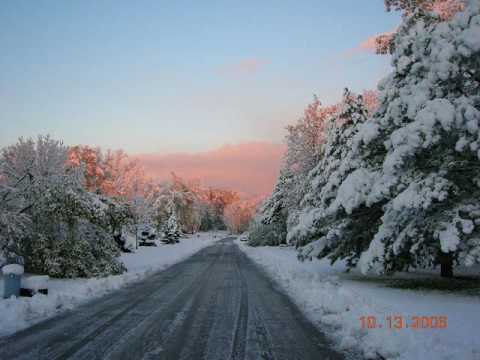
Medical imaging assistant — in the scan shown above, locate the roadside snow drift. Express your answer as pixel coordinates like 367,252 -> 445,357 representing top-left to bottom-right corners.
237,241 -> 480,360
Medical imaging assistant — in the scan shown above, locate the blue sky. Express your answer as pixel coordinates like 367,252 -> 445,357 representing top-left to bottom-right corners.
0,0 -> 399,154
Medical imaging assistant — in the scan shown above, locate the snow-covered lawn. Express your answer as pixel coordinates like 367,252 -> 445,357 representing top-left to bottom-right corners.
0,231 -> 226,338
237,240 -> 480,360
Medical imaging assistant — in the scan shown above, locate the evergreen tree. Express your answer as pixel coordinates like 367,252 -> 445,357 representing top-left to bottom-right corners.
248,169 -> 292,246
290,89 -> 380,268
351,2 -> 480,277
163,209 -> 181,244
248,98 -> 340,247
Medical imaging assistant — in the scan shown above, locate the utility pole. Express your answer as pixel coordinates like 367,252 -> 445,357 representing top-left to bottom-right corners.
133,180 -> 139,250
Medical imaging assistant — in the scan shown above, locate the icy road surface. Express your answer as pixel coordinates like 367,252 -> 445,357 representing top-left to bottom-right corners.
0,238 -> 343,360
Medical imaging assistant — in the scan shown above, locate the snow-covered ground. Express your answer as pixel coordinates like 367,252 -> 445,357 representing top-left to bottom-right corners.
237,240 -> 480,360
0,231 -> 226,338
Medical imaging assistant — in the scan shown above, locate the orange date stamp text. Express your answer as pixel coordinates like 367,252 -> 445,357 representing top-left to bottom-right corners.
360,315 -> 448,330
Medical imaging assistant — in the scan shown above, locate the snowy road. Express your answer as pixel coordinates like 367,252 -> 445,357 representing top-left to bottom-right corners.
0,238 -> 343,360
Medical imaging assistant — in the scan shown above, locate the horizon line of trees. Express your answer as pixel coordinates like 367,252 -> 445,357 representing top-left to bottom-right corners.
0,137 -> 257,278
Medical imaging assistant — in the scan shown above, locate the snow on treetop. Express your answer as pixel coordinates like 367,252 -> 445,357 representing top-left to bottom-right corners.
2,264 -> 24,275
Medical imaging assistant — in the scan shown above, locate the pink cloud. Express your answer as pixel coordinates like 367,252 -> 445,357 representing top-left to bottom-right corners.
359,35 -> 380,52
138,142 -> 285,196
343,31 -> 396,58
218,58 -> 271,76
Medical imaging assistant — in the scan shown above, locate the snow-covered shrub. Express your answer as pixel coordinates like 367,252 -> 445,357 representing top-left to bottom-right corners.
0,136 -> 126,278
248,216 -> 287,246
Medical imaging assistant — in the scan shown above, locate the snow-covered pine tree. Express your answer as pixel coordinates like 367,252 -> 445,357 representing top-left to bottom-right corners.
163,209 -> 181,244
385,0 -> 465,18
284,98 -> 339,211
289,89 -> 380,268
248,168 -> 292,246
377,1 -> 465,54
350,2 -> 480,277
249,98 -> 339,247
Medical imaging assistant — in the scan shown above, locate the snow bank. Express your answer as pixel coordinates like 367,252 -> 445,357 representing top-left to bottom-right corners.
0,231 -> 225,337
21,275 -> 49,291
237,241 -> 480,360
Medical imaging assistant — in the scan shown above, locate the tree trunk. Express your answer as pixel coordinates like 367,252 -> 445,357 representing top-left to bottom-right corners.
67,218 -> 78,247
439,252 -> 454,278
